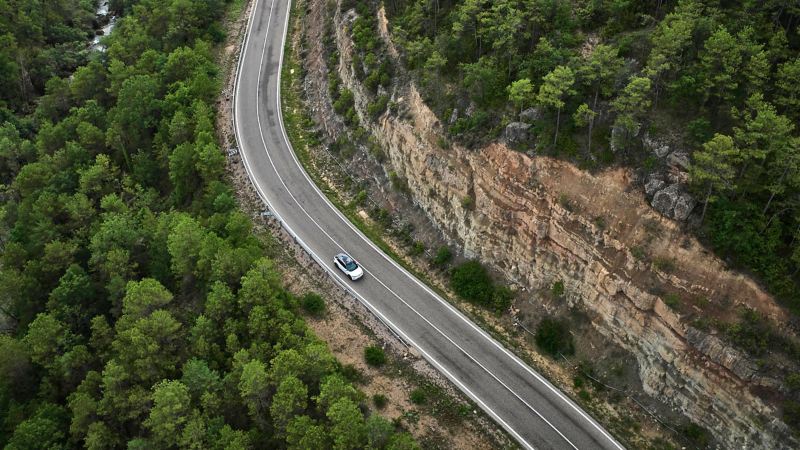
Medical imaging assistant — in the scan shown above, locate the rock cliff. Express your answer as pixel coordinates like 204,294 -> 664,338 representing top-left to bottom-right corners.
302,2 -> 799,448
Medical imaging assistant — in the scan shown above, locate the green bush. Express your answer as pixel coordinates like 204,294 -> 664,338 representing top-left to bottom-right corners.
551,280 -> 565,298
409,241 -> 425,256
653,257 -> 675,272
432,246 -> 452,267
663,293 -> 680,309
491,285 -> 514,312
450,260 -> 494,306
784,400 -> 800,432
372,393 -> 388,409
409,388 -> 426,405
364,345 -> 386,367
535,317 -> 575,357
679,422 -> 711,448
302,292 -> 326,316
367,95 -> 389,119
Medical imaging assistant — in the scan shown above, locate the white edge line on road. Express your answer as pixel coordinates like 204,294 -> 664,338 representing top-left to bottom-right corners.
232,0 -> 623,449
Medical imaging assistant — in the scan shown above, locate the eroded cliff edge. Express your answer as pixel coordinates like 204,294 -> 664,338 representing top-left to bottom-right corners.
297,0 -> 800,447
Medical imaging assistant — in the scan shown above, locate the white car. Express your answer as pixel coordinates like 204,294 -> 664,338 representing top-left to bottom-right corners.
334,253 -> 364,280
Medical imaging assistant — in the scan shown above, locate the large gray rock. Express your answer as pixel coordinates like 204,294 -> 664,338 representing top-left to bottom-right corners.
645,174 -> 666,197
643,132 -> 671,158
673,192 -> 697,221
652,184 -> 681,217
651,183 -> 696,221
667,151 -> 691,171
504,122 -> 531,144
519,107 -> 542,123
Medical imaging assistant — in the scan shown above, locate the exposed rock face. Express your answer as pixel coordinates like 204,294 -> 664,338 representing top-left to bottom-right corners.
519,107 -> 542,123
644,174 -> 666,197
503,122 -> 531,144
667,151 -> 691,171
325,5 -> 797,449
651,183 -> 696,221
643,132 -> 671,158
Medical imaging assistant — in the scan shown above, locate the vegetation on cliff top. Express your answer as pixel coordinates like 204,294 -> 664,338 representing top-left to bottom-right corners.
386,0 -> 800,319
0,0 -> 419,448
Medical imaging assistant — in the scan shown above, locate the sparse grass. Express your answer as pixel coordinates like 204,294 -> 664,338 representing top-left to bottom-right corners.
631,245 -> 646,261
663,293 -> 680,309
653,256 -> 676,273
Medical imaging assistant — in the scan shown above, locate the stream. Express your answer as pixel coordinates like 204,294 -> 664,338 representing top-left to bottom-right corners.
90,0 -> 116,52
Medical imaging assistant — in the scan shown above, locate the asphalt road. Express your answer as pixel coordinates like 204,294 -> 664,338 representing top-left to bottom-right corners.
232,0 -> 625,448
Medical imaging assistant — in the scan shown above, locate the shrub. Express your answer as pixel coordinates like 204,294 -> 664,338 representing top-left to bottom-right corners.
535,317 -> 575,357
364,345 -> 386,367
784,400 -> 800,431
432,246 -> 452,267
679,422 -> 711,448
367,95 -> 390,119
578,390 -> 591,401
450,260 -> 495,306
409,388 -> 426,405
551,280 -> 565,298
663,293 -> 680,309
340,364 -> 364,383
410,241 -> 425,256
460,195 -> 474,210
301,292 -> 326,316
491,285 -> 514,312
372,394 -> 388,409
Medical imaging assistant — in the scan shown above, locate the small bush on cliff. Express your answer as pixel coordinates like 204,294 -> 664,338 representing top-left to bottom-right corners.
450,260 -> 494,306
535,318 -> 575,357
432,246 -> 452,267
551,281 -> 565,299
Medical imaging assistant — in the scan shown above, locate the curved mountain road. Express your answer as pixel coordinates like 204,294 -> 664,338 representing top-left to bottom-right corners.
232,0 -> 625,448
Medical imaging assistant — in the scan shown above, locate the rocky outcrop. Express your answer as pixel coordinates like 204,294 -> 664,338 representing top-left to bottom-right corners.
503,122 -> 531,144
519,107 -> 542,123
651,183 -> 696,221
320,5 -> 797,448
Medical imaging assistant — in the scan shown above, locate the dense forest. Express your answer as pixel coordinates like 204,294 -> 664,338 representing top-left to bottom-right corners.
0,0 -> 418,448
385,0 -> 800,316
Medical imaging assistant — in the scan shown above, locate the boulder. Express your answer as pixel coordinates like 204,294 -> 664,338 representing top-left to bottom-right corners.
504,122 -> 531,144
644,174 -> 666,197
519,107 -> 542,123
642,132 -> 671,158
673,192 -> 696,221
667,151 -> 691,171
651,183 -> 696,221
652,184 -> 681,217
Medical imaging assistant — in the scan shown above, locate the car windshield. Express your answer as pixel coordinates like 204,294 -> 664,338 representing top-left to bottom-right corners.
340,255 -> 358,271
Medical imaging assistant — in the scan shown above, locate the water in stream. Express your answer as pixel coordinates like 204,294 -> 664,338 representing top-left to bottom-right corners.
91,0 -> 116,52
